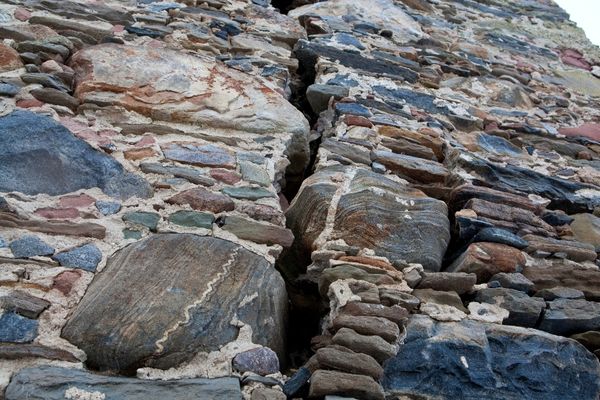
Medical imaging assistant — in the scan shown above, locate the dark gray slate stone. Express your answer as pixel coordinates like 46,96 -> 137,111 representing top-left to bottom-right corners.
383,315 -> 600,400
5,366 -> 242,400
0,312 -> 38,343
306,84 -> 349,113
0,290 -> 50,319
539,298 -> 600,336
0,110 -> 151,199
52,244 -> 102,272
455,154 -> 600,213
489,272 -> 534,293
9,235 -> 54,258
62,234 -> 287,373
232,347 -> 280,375
472,227 -> 529,249
475,287 -> 545,327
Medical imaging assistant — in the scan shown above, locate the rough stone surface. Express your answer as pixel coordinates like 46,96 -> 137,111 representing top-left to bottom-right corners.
0,110 -> 151,199
232,347 -> 279,376
62,234 -> 287,373
5,366 -> 242,400
285,166 -> 450,275
9,235 -> 54,258
383,316 -> 600,400
51,244 -> 102,272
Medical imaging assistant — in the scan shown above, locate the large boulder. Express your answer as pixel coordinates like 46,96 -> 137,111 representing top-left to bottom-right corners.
0,110 -> 151,199
69,43 -> 309,174
284,166 -> 450,274
383,315 -> 600,400
62,234 -> 287,373
5,366 -> 241,400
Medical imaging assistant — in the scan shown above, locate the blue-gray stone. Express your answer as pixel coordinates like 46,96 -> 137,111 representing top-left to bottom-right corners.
334,102 -> 372,117
326,74 -> 359,87
472,227 -> 529,249
332,33 -> 365,50
0,83 -> 19,97
122,211 -> 161,232
383,315 -> 600,400
0,236 -> 6,248
283,367 -> 311,398
5,366 -> 242,400
0,110 -> 152,199
478,133 -> 522,156
9,235 -> 54,258
95,200 -> 121,216
52,244 -> 102,272
0,312 -> 38,343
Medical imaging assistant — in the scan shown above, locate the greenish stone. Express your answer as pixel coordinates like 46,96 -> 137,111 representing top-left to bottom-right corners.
123,229 -> 142,240
168,211 -> 214,229
222,186 -> 274,200
122,212 -> 160,232
239,161 -> 270,187
555,70 -> 600,97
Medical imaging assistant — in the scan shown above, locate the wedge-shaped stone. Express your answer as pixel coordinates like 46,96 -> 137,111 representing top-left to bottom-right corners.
62,234 -> 287,373
5,366 -> 241,400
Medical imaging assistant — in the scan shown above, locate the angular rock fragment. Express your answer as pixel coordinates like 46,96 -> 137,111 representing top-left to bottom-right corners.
0,291 -> 50,319
448,242 -> 526,282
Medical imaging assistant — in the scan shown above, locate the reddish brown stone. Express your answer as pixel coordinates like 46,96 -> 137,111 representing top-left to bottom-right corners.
447,242 -> 527,282
124,147 -> 156,160
135,135 -> 155,147
560,49 -> 592,71
559,123 -> 600,142
337,256 -> 396,271
0,44 -> 23,72
34,207 -> 79,219
16,99 -> 44,108
210,169 -> 241,185
0,212 -> 105,238
58,194 -> 95,208
14,7 -> 31,21
166,187 -> 235,213
344,115 -> 373,128
53,270 -> 82,295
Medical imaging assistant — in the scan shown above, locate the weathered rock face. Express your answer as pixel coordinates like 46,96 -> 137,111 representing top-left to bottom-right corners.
285,166 -> 450,274
0,110 -> 151,199
70,43 -> 309,171
62,234 -> 287,373
382,315 -> 600,400
5,366 -> 242,400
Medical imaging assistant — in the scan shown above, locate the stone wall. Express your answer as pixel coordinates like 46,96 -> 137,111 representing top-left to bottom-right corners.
1,0 -> 600,399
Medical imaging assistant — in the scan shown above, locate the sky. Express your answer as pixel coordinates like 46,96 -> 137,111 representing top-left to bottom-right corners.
554,0 -> 600,46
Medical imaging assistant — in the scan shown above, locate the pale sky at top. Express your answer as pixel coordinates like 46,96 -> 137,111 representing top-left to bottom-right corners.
554,0 -> 600,46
